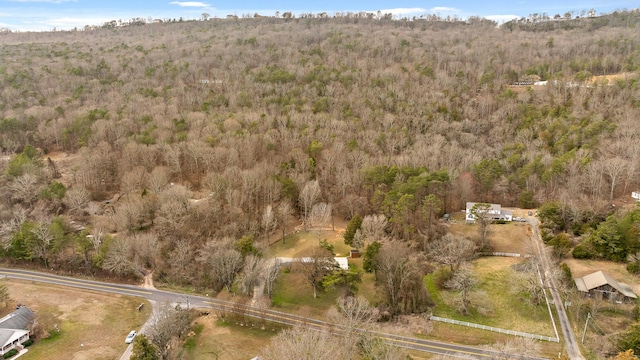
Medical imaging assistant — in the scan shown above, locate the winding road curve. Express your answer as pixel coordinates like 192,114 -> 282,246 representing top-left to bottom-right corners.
1,267 -> 548,359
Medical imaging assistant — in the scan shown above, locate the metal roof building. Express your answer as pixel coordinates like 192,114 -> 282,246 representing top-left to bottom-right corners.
574,271 -> 637,300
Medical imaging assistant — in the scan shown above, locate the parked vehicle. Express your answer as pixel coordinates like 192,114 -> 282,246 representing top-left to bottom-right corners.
125,330 -> 137,344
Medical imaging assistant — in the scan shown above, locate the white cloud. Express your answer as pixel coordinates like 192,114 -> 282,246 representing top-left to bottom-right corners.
430,7 -> 461,13
8,0 -> 76,3
484,14 -> 519,23
169,1 -> 210,7
41,16 -> 112,28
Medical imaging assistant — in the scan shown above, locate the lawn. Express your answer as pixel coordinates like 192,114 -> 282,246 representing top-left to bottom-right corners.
3,279 -> 150,360
270,269 -> 342,318
426,257 -> 556,337
186,316 -> 283,360
2,278 -> 284,360
267,227 -> 352,258
448,209 -> 535,255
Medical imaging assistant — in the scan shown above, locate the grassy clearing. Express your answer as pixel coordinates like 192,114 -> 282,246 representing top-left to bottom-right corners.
270,269 -> 340,318
448,209 -> 535,255
426,257 -> 555,337
267,228 -> 352,258
186,315 -> 283,360
3,279 -> 150,360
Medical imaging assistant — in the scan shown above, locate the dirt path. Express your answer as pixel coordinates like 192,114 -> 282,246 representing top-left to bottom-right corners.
141,271 -> 156,289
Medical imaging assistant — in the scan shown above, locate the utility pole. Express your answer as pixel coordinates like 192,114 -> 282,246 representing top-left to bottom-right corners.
581,312 -> 591,343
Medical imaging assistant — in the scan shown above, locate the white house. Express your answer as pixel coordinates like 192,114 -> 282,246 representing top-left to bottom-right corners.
465,202 -> 513,223
0,306 -> 36,355
299,257 -> 349,270
632,191 -> 640,201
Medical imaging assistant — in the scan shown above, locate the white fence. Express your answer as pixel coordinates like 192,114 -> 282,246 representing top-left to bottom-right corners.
429,316 -> 559,343
482,252 -> 534,258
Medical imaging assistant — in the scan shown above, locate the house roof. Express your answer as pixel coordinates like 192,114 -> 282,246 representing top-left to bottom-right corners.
466,202 -> 501,211
299,257 -> 349,270
574,271 -> 637,299
0,306 -> 36,330
0,329 -> 28,348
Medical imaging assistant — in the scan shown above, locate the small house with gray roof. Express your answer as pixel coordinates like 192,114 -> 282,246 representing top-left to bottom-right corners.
0,305 -> 36,355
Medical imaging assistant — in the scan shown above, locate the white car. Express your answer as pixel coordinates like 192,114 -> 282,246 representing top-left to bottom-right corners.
125,330 -> 137,344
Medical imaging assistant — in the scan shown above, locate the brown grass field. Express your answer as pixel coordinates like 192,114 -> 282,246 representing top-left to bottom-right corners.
2,278 -> 279,360
2,279 -> 150,360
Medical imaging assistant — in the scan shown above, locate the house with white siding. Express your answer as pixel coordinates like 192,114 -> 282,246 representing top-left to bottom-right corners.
465,202 -> 513,223
0,306 -> 36,355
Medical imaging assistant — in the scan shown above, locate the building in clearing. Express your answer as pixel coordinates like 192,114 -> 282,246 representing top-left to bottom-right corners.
632,191 -> 640,201
465,202 -> 513,223
574,271 -> 637,302
0,305 -> 36,355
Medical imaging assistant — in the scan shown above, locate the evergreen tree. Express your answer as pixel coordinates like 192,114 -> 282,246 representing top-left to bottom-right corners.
131,334 -> 158,360
343,214 -> 362,247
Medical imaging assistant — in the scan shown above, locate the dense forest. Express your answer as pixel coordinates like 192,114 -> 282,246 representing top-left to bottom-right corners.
1,11 -> 640,294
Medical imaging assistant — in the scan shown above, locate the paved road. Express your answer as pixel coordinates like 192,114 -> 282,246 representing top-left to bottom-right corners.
528,217 -> 584,359
0,267 -> 548,359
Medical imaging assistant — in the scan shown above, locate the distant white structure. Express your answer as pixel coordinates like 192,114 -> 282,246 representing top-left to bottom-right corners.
465,202 -> 513,223
633,191 -> 640,201
299,257 -> 349,270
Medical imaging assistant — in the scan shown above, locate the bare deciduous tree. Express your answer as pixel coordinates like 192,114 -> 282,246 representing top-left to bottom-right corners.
148,302 -> 194,360
489,337 -> 542,359
148,166 -> 170,194
238,254 -> 265,296
359,334 -> 407,360
0,209 -> 26,251
102,236 -> 136,276
299,180 -> 321,229
428,233 -> 477,271
604,157 -> 627,200
198,238 -> 244,293
261,326 -> 347,360
167,239 -> 196,285
375,241 -> 431,314
309,202 -> 332,244
262,258 -> 281,299
65,186 -> 90,215
262,204 -> 277,240
360,214 -> 389,244
333,295 -> 378,328
445,262 -> 477,315
512,257 -> 545,306
11,174 -> 39,207
31,222 -> 53,268
470,203 -> 492,250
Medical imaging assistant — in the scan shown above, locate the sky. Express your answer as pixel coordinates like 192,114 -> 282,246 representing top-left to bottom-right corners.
0,0 -> 638,32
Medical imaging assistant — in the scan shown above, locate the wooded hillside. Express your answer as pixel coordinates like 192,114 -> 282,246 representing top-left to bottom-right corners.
1,12 -> 639,281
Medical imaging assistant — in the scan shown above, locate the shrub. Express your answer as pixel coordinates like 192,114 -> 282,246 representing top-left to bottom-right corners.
572,244 -> 594,259
433,267 -> 453,290
560,262 -> 572,281
3,349 -> 18,359
628,262 -> 640,275
21,338 -> 33,347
